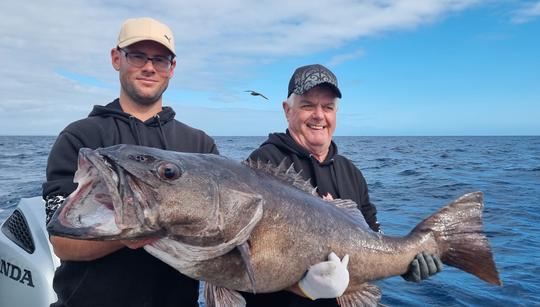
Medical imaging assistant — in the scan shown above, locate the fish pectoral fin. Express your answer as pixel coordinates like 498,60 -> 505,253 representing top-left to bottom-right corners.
237,241 -> 257,293
218,188 -> 264,238
336,283 -> 381,307
204,282 -> 246,307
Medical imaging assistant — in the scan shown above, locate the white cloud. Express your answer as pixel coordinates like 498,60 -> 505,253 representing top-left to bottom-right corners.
0,0 -> 486,135
511,1 -> 540,23
327,49 -> 365,67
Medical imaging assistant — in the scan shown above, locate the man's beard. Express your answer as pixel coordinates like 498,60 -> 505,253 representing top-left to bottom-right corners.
122,78 -> 169,106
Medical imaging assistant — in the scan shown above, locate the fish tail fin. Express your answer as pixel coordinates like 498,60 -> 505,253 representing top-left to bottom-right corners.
411,191 -> 502,285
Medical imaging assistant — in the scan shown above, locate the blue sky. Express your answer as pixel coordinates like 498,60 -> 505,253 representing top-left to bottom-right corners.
0,1 -> 538,136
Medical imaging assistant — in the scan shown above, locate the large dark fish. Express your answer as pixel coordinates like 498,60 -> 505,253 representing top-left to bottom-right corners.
47,144 -> 501,306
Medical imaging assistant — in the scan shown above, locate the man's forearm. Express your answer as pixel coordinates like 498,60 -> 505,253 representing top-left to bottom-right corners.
49,236 -> 124,261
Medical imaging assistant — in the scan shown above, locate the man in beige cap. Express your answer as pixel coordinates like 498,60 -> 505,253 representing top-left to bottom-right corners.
43,17 -> 217,307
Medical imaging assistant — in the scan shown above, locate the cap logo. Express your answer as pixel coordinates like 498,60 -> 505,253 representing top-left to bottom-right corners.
164,34 -> 172,43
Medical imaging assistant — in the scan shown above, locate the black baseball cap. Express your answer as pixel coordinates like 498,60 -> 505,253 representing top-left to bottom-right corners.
287,64 -> 342,98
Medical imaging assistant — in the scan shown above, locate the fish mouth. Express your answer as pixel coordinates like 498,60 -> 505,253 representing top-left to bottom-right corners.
47,148 -> 159,240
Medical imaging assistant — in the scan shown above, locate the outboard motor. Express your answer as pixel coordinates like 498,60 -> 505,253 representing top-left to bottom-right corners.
0,197 -> 59,307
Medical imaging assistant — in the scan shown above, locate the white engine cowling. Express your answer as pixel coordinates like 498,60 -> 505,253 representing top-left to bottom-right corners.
0,197 -> 59,307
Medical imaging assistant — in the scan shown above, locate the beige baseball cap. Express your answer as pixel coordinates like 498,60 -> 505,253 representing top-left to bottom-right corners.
117,17 -> 175,56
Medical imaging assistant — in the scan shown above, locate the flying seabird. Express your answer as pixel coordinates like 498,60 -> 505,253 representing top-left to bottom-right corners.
245,90 -> 269,100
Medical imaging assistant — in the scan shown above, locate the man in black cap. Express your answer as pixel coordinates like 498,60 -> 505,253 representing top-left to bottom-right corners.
243,64 -> 443,306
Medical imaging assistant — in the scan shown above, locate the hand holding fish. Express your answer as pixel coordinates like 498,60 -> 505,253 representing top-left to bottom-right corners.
321,193 -> 334,201
298,252 -> 350,300
402,251 -> 443,282
121,237 -> 160,249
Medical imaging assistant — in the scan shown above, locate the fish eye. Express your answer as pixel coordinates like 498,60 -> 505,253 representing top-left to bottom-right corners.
157,163 -> 181,180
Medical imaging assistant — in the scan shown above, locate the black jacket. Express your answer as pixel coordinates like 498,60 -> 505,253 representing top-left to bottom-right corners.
243,131 -> 379,307
43,99 -> 218,307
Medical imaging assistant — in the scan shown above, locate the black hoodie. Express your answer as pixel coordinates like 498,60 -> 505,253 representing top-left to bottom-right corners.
248,131 -> 378,231
242,131 -> 379,307
43,99 -> 218,199
43,99 -> 218,307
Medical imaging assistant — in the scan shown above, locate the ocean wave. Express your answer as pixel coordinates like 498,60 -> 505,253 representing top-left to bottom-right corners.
399,169 -> 421,176
369,181 -> 385,189
440,153 -> 450,158
507,166 -> 540,172
437,182 -> 471,190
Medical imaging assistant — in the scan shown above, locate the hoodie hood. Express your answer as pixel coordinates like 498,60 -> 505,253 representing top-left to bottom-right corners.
88,99 -> 175,126
262,130 -> 338,165
87,99 -> 174,149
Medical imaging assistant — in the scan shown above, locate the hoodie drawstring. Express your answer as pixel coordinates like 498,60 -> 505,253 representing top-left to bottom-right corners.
128,115 -> 169,150
155,114 -> 170,150
308,154 -> 320,191
128,116 -> 142,145
328,163 -> 341,197
309,155 -> 339,198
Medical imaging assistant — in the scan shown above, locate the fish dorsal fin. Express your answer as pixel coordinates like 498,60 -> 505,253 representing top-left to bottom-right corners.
328,199 -> 370,230
245,158 -> 317,196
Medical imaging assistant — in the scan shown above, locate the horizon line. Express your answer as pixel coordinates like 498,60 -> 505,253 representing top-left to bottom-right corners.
0,135 -> 538,138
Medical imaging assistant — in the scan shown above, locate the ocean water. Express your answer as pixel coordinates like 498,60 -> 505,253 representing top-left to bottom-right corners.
1,135 -> 539,306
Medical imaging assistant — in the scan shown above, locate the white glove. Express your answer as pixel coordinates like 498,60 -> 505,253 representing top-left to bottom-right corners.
298,252 -> 350,300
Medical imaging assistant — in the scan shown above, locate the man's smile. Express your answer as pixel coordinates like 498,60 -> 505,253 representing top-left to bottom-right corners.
137,77 -> 158,84
307,123 -> 326,130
